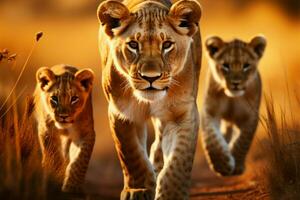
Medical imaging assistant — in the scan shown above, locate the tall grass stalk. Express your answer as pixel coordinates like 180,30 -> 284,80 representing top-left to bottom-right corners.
260,95 -> 300,200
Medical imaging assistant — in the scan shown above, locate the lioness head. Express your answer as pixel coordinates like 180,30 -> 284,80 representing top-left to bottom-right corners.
97,0 -> 201,102
36,65 -> 94,129
205,36 -> 266,97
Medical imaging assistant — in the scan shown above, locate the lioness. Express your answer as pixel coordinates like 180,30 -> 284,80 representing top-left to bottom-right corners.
97,0 -> 202,199
34,64 -> 95,193
201,36 -> 266,176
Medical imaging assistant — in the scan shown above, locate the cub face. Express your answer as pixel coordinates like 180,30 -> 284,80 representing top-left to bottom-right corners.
97,0 -> 201,102
205,36 -> 266,97
36,66 -> 94,129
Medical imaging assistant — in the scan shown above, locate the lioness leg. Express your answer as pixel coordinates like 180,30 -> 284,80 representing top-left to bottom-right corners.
201,114 -> 235,176
154,106 -> 199,200
109,113 -> 156,200
149,118 -> 164,177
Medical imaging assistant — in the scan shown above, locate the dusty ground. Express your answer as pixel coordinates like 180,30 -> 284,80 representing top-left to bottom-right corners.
83,165 -> 269,200
82,138 -> 270,200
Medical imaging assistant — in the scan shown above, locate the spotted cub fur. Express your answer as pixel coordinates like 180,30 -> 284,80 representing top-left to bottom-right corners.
34,64 -> 95,193
201,36 -> 266,176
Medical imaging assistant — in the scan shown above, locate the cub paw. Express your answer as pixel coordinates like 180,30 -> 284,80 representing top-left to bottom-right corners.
121,188 -> 154,200
208,154 -> 235,176
232,163 -> 245,176
61,193 -> 86,200
62,184 -> 84,195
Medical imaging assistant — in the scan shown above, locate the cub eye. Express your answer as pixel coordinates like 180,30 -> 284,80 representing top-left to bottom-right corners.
71,96 -> 79,105
162,41 -> 174,51
50,96 -> 58,106
221,63 -> 230,72
243,63 -> 251,71
127,41 -> 139,50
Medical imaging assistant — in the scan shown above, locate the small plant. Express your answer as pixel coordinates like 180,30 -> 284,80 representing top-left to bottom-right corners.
259,95 -> 300,200
0,49 -> 17,62
0,97 -> 45,200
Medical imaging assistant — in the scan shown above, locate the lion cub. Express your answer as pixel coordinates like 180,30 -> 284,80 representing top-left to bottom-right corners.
201,36 -> 266,176
34,64 -> 95,193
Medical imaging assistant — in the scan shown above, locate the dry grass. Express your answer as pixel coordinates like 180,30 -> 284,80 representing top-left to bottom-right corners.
0,36 -> 70,199
0,97 -> 46,200
0,97 -> 73,200
259,95 -> 300,200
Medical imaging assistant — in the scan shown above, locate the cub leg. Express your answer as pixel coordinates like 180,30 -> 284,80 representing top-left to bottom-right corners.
229,117 -> 258,175
155,105 -> 199,200
38,131 -> 64,168
38,128 -> 65,186
220,120 -> 233,143
109,113 -> 156,200
62,132 -> 95,193
201,113 -> 235,176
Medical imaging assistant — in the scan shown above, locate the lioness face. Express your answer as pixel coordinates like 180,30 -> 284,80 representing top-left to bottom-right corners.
98,0 -> 201,102
36,67 -> 94,129
206,36 -> 266,97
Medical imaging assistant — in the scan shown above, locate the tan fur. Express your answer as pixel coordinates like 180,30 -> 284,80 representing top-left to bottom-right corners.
97,0 -> 202,199
201,36 -> 266,176
34,64 -> 95,193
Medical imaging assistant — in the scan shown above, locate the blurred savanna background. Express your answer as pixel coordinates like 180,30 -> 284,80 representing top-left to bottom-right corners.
1,0 -> 300,199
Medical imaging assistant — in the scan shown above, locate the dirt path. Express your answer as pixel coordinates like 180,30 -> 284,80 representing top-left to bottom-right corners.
84,159 -> 269,200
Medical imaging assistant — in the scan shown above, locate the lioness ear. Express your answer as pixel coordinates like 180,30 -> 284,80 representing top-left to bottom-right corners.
168,0 -> 202,36
97,0 -> 131,38
249,36 -> 267,58
75,69 -> 94,91
205,36 -> 224,57
36,67 -> 55,91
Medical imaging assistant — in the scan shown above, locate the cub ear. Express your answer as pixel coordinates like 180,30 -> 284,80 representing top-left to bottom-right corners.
168,0 -> 202,36
97,0 -> 131,38
75,69 -> 94,91
205,36 -> 224,57
36,67 -> 55,91
249,36 -> 267,58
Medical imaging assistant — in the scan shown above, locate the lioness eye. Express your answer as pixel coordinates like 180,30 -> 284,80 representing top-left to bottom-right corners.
127,41 -> 139,50
222,63 -> 230,71
50,96 -> 58,106
162,41 -> 173,50
71,96 -> 79,105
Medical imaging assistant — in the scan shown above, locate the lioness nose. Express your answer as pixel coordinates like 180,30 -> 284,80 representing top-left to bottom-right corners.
139,70 -> 161,83
141,75 -> 161,83
138,61 -> 162,83
139,72 -> 161,83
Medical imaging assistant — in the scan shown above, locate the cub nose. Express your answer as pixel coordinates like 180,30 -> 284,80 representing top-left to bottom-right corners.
231,80 -> 241,89
232,80 -> 241,85
59,114 -> 69,120
232,82 -> 239,87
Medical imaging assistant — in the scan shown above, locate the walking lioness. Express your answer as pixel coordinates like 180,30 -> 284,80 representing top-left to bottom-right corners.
34,64 -> 95,193
97,0 -> 202,199
201,36 -> 266,176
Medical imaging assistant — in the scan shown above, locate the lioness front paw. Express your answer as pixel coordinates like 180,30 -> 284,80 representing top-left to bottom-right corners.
121,188 -> 154,200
